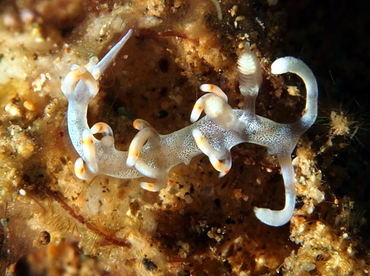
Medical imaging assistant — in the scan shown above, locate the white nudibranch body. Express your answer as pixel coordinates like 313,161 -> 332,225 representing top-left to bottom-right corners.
61,29 -> 318,227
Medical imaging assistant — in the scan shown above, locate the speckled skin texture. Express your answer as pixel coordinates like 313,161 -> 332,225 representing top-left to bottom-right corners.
0,0 -> 369,275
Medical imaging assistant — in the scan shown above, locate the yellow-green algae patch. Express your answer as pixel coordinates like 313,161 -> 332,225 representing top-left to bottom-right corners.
0,81 -> 28,107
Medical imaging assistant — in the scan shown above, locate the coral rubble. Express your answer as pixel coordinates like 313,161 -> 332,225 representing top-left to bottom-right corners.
0,0 -> 369,275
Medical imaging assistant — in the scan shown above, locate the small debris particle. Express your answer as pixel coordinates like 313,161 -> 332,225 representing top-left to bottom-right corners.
23,100 -> 36,111
234,16 -> 245,28
142,258 -> 157,271
229,5 -> 238,17
39,231 -> 51,245
287,86 -> 300,96
0,218 -> 9,227
158,58 -> 169,72
157,109 -> 168,118
32,73 -> 50,92
99,24 -> 107,36
5,103 -> 21,117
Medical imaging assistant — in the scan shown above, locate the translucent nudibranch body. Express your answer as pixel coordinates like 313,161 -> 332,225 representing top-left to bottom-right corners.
61,29 -> 318,227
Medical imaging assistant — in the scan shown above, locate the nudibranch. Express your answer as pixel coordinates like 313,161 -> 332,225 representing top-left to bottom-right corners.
61,29 -> 318,227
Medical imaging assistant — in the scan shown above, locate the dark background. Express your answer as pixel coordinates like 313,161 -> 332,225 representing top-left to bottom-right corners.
283,0 -> 370,247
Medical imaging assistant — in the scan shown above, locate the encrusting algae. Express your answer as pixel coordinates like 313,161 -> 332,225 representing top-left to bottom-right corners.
0,0 -> 369,275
